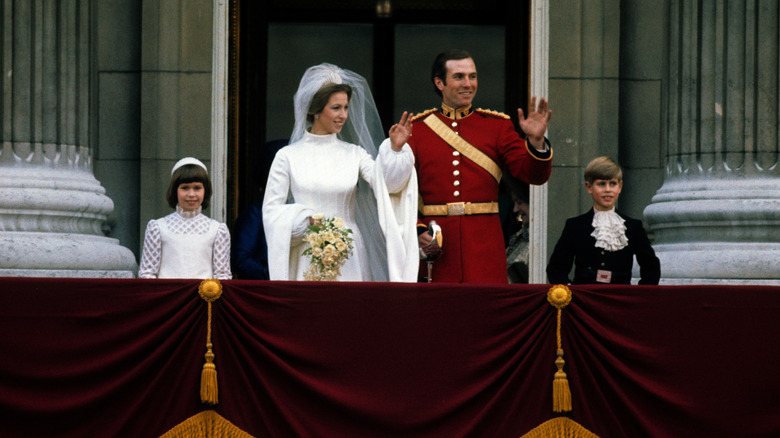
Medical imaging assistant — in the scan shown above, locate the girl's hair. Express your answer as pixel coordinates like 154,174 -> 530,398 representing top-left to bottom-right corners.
166,164 -> 213,209
584,156 -> 623,183
307,83 -> 353,125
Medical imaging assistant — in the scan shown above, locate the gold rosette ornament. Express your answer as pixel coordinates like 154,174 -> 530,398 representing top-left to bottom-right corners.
198,279 -> 223,405
547,284 -> 573,413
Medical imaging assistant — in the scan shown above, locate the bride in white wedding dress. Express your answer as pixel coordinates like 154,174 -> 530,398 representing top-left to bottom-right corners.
262,64 -> 418,282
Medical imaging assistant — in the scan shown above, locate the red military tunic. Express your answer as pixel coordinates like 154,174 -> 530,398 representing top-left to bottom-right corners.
408,105 -> 552,283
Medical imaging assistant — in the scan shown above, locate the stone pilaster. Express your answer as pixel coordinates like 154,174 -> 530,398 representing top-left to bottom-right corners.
644,0 -> 780,284
0,0 -> 137,277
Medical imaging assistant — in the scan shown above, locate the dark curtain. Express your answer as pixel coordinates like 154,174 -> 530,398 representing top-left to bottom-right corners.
0,278 -> 778,437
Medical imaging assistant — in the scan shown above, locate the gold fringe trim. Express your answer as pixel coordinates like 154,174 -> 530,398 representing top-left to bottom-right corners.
159,410 -> 255,438
520,417 -> 600,438
410,108 -> 438,122
475,108 -> 510,119
548,285 -> 573,413
199,279 -> 223,405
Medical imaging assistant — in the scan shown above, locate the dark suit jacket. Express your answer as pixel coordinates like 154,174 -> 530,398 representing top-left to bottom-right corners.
231,202 -> 269,280
546,209 -> 661,285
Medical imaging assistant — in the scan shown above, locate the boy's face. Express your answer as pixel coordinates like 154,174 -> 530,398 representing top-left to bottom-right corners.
585,178 -> 623,211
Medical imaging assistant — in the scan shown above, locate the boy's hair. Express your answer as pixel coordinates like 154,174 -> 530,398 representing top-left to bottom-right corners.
166,164 -> 213,209
584,156 -> 622,184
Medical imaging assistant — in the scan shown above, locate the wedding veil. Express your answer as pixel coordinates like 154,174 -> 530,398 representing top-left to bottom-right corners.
289,63 -> 392,281
290,63 -> 385,158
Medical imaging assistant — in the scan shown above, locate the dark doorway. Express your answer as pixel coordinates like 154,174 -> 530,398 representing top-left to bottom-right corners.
228,0 -> 530,225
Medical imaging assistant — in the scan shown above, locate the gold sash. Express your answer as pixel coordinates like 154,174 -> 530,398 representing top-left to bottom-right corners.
422,114 -> 502,183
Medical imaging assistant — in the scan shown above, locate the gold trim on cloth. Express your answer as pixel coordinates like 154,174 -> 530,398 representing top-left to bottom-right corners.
474,108 -> 510,119
421,201 -> 499,217
410,108 -> 438,122
525,139 -> 554,161
520,417 -> 600,438
160,410 -> 255,438
422,114 -> 503,183
440,103 -> 474,119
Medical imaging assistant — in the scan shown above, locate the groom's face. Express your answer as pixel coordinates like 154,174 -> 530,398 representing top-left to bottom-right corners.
436,58 -> 478,109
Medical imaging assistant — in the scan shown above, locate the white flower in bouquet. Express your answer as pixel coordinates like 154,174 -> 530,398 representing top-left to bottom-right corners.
302,214 -> 354,281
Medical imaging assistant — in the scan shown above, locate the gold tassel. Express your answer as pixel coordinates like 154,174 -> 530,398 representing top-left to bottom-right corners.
159,410 -> 255,438
553,350 -> 572,412
200,343 -> 218,404
547,285 -> 573,413
198,279 -> 223,405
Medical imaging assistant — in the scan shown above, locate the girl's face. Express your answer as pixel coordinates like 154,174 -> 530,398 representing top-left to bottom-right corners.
177,182 -> 205,212
585,178 -> 623,211
311,92 -> 349,135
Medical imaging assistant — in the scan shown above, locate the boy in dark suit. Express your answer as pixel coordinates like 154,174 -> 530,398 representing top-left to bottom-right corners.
547,157 -> 661,285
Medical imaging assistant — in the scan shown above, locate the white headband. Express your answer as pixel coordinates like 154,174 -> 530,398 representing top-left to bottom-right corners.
171,157 -> 208,176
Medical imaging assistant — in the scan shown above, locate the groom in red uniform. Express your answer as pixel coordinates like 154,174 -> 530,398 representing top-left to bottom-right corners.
408,49 -> 553,283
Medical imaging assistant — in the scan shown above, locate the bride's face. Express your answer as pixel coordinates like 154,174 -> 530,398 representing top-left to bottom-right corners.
311,92 -> 349,135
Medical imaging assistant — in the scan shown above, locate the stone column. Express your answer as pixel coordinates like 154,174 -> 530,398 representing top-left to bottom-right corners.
0,0 -> 137,277
644,0 -> 780,284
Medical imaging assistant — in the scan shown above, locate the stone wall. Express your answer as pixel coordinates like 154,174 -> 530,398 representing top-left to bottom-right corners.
92,0 -> 213,258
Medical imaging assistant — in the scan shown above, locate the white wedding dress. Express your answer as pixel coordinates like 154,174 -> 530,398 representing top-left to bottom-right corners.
263,132 -> 418,282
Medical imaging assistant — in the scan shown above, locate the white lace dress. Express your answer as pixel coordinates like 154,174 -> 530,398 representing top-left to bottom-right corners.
262,132 -> 418,282
138,206 -> 232,279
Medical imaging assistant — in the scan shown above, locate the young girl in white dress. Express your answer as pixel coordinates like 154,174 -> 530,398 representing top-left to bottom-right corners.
262,64 -> 419,282
138,157 -> 232,279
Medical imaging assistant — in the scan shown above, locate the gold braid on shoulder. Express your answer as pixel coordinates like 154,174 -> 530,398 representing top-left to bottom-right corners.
410,108 -> 438,122
475,108 -> 511,119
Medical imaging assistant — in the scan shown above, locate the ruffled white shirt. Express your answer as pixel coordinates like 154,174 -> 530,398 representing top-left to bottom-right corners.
591,208 -> 628,252
138,206 -> 232,279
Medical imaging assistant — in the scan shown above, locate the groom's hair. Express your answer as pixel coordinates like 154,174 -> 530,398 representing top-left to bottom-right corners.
307,83 -> 353,124
431,49 -> 472,97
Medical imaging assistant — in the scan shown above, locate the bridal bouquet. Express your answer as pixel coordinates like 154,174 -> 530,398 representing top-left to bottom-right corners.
302,213 -> 355,281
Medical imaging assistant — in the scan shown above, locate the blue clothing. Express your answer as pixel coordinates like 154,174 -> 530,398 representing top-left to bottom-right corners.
231,202 -> 269,280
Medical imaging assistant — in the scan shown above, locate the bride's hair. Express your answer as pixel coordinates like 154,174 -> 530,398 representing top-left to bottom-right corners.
306,83 -> 353,125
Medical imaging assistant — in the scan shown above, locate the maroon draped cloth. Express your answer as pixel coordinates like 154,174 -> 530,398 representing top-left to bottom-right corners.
0,278 -> 778,437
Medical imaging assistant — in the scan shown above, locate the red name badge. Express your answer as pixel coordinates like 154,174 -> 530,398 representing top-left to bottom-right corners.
596,270 -> 612,283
